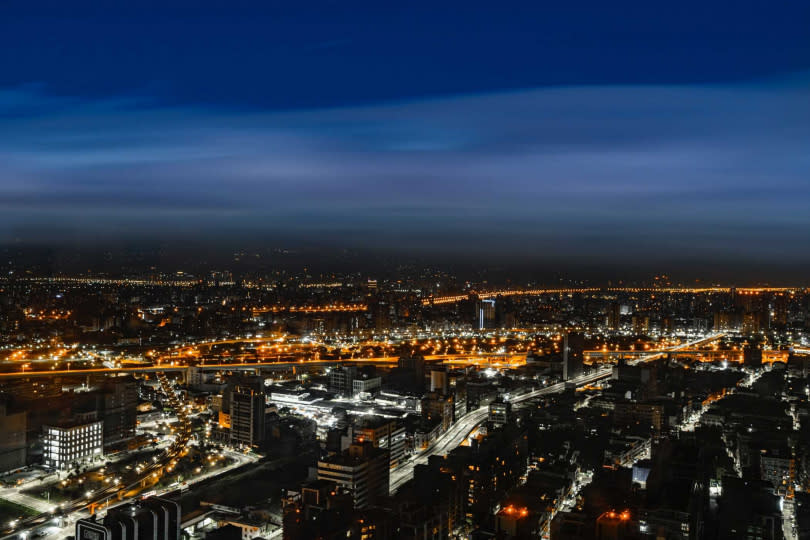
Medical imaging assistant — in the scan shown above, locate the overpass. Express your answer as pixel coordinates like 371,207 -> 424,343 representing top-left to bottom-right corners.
0,353 -> 531,380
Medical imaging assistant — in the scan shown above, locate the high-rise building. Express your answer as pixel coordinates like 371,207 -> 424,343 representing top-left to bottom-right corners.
330,366 -> 380,398
421,392 -> 454,433
595,510 -> 635,539
0,399 -> 26,473
229,387 -> 267,448
354,417 -> 407,470
397,355 -> 425,379
222,375 -> 264,414
476,299 -> 496,330
430,367 -> 449,395
328,366 -> 357,397
562,332 -> 585,381
607,302 -> 621,331
98,376 -> 138,450
317,442 -> 390,509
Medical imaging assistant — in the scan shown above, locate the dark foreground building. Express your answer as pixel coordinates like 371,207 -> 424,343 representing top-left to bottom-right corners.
75,497 -> 181,540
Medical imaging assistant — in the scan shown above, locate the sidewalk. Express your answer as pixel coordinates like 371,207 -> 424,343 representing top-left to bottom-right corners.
0,489 -> 52,513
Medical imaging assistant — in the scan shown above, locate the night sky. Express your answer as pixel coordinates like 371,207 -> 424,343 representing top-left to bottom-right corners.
2,1 -> 809,276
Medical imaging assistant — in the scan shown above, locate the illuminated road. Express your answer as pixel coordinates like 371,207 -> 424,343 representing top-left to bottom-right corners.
424,287 -> 802,305
1,372 -> 195,540
389,333 -> 725,493
625,333 -> 724,366
389,369 -> 611,493
0,353 -> 529,379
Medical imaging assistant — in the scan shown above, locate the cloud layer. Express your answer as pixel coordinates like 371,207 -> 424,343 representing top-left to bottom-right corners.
1,80 -> 808,263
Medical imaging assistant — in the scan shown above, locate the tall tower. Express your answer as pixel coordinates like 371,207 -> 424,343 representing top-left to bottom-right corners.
476,299 -> 496,330
563,332 -> 585,381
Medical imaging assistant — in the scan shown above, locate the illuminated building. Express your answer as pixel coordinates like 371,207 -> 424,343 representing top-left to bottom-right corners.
43,420 -> 103,470
496,504 -> 534,538
352,374 -> 381,398
476,298 -> 496,330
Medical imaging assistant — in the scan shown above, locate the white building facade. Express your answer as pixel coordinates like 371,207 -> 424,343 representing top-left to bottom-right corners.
43,421 -> 103,470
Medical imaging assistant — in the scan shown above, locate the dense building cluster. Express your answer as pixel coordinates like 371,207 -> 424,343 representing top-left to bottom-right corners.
1,274 -> 810,539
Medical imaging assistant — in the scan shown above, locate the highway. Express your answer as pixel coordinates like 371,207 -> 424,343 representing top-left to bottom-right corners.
390,369 -> 611,492
0,353 -> 528,379
424,287 -> 802,305
389,333 -> 724,493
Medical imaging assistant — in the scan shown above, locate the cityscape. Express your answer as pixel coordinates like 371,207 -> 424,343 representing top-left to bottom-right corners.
2,2 -> 809,540
2,273 -> 810,539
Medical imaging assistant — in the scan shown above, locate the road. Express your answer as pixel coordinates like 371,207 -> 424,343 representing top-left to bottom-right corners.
7,449 -> 257,540
390,368 -> 611,493
1,369 -> 260,540
424,287 -> 800,305
390,333 -> 724,493
1,372 -> 194,540
0,353 -> 529,379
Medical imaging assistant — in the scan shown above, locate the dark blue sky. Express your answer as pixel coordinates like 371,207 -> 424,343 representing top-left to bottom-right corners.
1,1 -> 809,273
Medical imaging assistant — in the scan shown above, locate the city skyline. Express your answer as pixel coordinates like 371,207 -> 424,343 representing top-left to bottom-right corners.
2,4 -> 810,539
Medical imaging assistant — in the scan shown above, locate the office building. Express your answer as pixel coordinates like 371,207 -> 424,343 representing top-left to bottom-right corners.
328,366 -> 357,397
397,355 -> 425,380
607,302 -> 621,331
562,332 -> 585,381
354,417 -> 407,470
43,420 -> 103,470
488,399 -> 511,426
98,376 -> 138,450
229,387 -> 266,448
317,442 -> 390,509
476,299 -> 496,330
352,375 -> 381,398
422,392 -> 454,433
430,367 -> 449,395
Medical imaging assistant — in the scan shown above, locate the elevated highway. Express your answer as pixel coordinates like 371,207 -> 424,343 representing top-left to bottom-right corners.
0,353 -> 530,380
423,287 -> 802,306
389,333 -> 724,492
